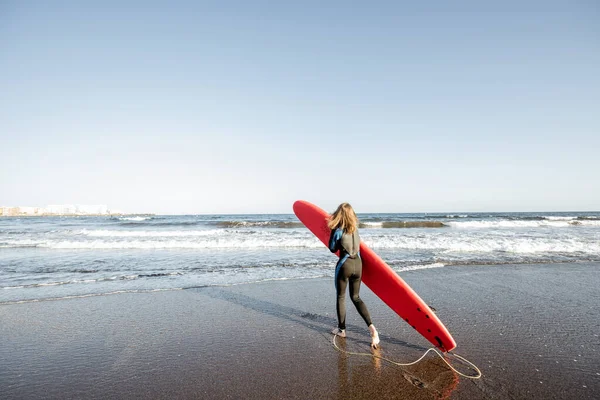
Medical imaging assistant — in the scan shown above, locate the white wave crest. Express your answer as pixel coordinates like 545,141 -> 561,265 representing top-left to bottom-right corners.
575,220 -> 600,227
19,236 -> 324,249
544,216 -> 576,221
360,222 -> 383,228
447,219 -> 597,228
396,262 -> 445,272
119,216 -> 152,221
364,235 -> 600,255
4,231 -> 600,255
80,229 -> 222,238
0,272 -> 185,290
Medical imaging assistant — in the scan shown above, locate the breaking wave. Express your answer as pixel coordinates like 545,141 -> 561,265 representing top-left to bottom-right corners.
360,221 -> 447,228
1,272 -> 184,290
3,232 -> 600,257
215,221 -> 304,228
117,216 -> 153,222
448,219 -> 600,228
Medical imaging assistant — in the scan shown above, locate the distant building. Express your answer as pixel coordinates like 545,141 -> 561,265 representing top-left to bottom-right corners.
18,207 -> 40,215
46,205 -> 75,215
0,204 -> 116,216
1,207 -> 19,216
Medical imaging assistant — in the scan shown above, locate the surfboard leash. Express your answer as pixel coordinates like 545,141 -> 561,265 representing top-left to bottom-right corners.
332,335 -> 482,379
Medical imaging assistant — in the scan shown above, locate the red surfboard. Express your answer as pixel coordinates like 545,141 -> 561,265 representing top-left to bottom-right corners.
293,200 -> 457,352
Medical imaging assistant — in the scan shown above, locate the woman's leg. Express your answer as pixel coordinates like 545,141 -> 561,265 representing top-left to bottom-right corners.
335,266 -> 348,330
349,276 -> 373,327
349,266 -> 380,347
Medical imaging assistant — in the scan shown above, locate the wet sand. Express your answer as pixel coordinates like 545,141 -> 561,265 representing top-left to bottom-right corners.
1,262 -> 598,399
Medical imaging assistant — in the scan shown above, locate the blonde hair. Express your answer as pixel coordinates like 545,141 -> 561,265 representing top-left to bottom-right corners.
328,203 -> 359,233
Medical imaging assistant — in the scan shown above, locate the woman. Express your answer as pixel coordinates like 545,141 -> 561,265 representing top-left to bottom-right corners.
328,202 -> 380,349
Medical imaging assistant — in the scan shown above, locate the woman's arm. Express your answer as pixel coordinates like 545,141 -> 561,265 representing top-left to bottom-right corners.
329,228 -> 342,253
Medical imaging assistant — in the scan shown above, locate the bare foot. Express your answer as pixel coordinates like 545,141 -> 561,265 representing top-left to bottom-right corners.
368,324 -> 380,349
331,327 -> 346,338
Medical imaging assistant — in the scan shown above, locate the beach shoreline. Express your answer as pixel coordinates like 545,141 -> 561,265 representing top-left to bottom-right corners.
1,262 -> 599,399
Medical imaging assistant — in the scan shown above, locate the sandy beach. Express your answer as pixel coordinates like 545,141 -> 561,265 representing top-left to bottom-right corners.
1,262 -> 598,399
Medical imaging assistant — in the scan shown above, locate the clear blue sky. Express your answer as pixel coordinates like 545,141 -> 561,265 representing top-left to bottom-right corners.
1,1 -> 599,214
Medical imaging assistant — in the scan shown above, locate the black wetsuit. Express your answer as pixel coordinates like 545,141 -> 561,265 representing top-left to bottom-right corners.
329,227 -> 373,330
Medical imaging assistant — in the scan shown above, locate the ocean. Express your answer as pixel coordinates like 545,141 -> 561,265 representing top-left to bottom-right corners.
1,212 -> 599,304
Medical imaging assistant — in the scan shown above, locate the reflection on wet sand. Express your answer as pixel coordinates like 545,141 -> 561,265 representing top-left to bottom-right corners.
336,336 -> 458,400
